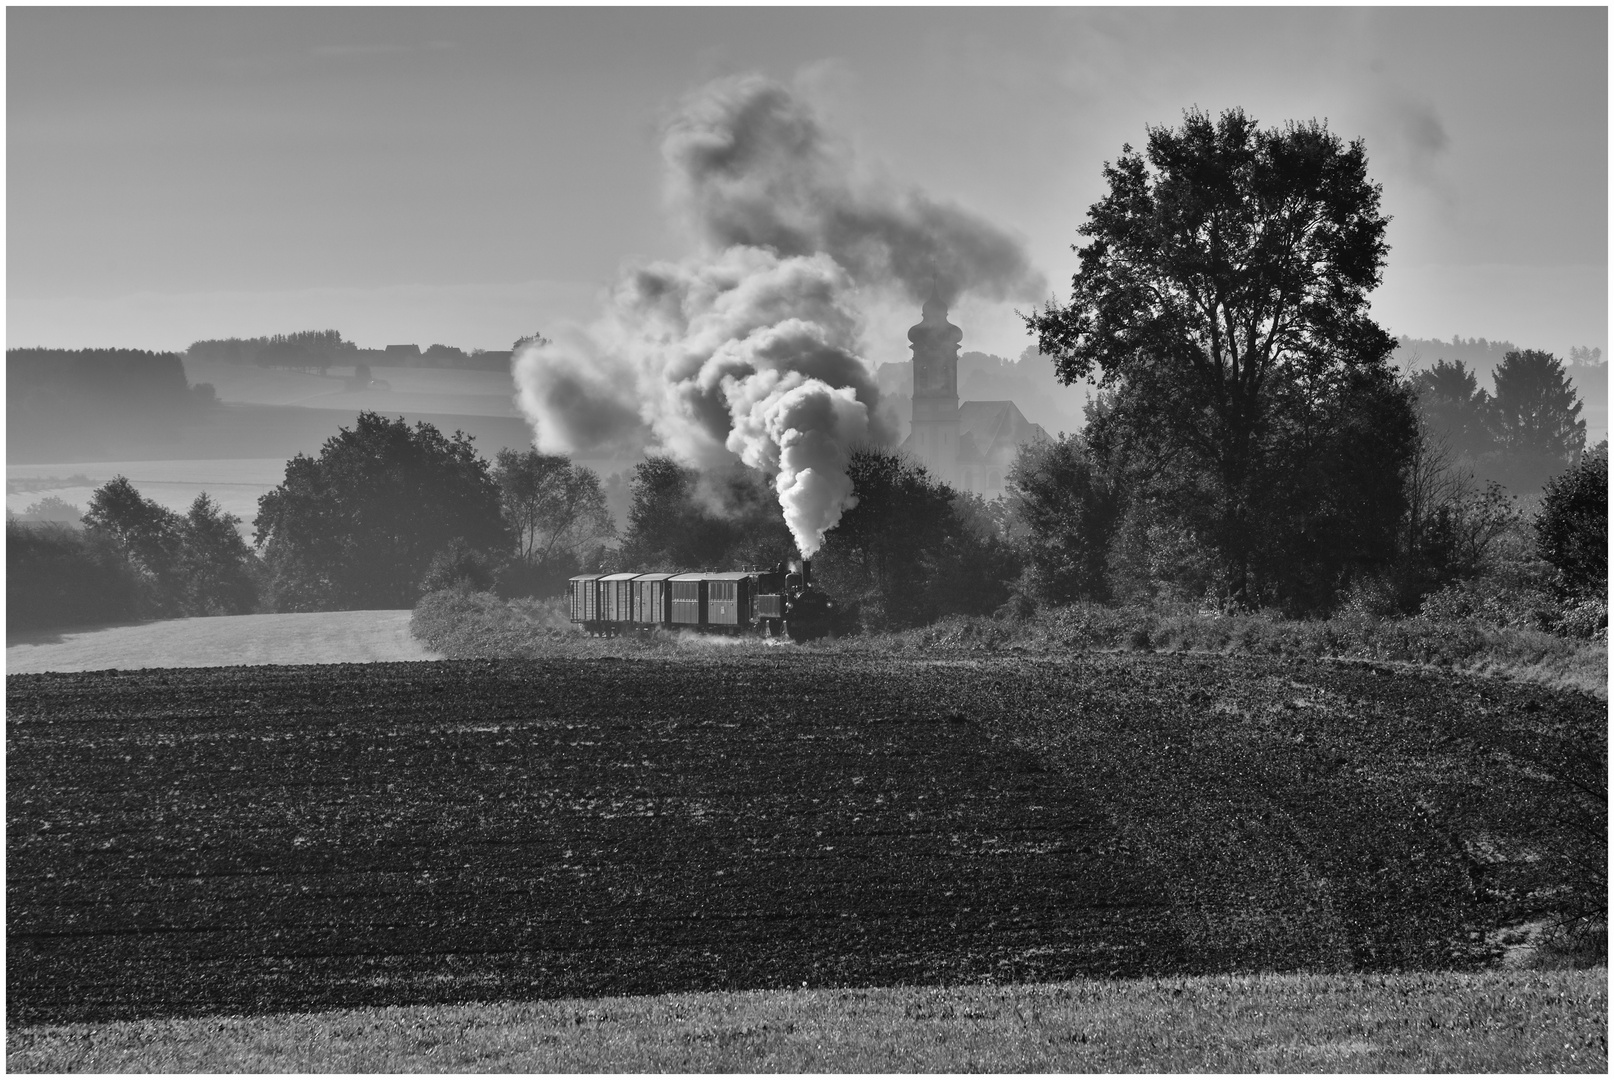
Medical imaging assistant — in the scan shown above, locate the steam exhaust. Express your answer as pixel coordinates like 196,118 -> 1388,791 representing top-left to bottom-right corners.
513,74 -> 1044,555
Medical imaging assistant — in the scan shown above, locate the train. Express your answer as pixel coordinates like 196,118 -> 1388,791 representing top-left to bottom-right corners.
568,559 -> 836,641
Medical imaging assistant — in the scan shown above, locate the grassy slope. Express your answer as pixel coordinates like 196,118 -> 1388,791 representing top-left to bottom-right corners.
6,609 -> 440,670
9,969 -> 1605,1073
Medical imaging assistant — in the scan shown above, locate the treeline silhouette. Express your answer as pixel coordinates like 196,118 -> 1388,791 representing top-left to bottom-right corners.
7,348 -> 219,461
186,330 -> 520,372
8,347 -> 211,410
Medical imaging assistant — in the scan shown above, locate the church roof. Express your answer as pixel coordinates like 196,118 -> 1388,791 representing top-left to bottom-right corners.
957,400 -> 1049,460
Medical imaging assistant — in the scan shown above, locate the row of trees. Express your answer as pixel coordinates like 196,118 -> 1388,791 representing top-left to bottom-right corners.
185,331 -> 521,372
9,482 -> 258,631
240,409 -> 1012,631
1411,351 -> 1587,491
8,396 -> 1601,637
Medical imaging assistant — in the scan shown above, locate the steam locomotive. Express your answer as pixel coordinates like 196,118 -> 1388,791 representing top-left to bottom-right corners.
568,558 -> 836,641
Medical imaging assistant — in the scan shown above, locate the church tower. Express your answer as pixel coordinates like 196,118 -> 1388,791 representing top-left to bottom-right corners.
907,296 -> 962,485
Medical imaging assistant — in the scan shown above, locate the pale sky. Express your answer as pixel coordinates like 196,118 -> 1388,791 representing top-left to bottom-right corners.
8,6 -> 1607,365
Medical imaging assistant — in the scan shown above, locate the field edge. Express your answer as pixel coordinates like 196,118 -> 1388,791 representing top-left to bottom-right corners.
7,968 -> 1606,1074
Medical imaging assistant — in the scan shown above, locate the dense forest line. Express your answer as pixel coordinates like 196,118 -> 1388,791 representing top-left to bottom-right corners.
184,330 -> 521,372
7,348 -> 221,461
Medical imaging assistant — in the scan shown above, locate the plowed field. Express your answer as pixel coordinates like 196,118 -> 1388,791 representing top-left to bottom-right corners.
7,654 -> 1602,1027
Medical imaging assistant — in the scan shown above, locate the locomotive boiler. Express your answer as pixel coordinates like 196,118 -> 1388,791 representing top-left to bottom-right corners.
569,559 -> 835,641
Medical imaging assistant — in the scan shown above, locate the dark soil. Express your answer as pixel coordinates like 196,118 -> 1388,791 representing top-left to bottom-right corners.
7,654 -> 1603,1027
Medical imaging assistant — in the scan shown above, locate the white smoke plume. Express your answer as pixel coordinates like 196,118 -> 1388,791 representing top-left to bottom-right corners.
513,73 -> 1043,555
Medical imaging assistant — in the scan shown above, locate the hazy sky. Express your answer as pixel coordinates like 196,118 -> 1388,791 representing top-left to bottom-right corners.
8,7 -> 1606,365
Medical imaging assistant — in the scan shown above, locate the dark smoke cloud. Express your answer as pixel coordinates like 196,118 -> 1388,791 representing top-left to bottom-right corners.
662,74 -> 1045,305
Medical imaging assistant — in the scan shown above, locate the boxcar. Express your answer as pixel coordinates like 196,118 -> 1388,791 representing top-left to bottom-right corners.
631,572 -> 675,628
597,572 -> 640,627
567,573 -> 604,626
669,573 -> 707,626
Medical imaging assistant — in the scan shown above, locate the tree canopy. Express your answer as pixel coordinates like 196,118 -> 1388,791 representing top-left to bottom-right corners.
253,412 -> 508,610
1005,433 -> 1119,605
494,449 -> 614,566
616,456 -> 792,572
1490,349 -> 1586,492
1535,442 -> 1606,600
492,448 -> 615,594
814,448 -> 1017,629
1409,359 -> 1496,464
83,477 -> 259,617
1025,107 -> 1415,611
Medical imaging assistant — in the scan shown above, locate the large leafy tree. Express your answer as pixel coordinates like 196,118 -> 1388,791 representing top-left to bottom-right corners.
814,448 -> 1016,629
492,449 -> 615,568
1490,349 -> 1586,492
84,475 -> 186,613
1026,107 -> 1416,610
617,457 -> 792,572
177,493 -> 261,616
83,478 -> 259,616
491,448 -> 616,596
1409,359 -> 1497,464
253,412 -> 509,610
1005,433 -> 1121,604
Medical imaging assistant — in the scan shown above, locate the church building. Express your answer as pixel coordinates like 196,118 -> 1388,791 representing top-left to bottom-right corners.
900,298 -> 1050,498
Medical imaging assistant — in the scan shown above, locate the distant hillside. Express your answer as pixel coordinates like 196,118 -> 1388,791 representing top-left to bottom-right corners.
7,400 -> 541,467
7,348 -> 219,462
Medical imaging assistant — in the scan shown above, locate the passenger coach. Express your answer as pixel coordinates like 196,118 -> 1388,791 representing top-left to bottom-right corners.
568,561 -> 832,640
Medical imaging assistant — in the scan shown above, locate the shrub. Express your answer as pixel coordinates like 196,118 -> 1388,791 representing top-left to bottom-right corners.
420,540 -> 499,595
7,519 -> 147,631
1535,445 -> 1607,600
411,589 -> 573,658
1555,597 -> 1608,641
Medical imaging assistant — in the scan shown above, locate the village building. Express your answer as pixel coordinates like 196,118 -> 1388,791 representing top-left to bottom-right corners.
900,298 -> 1050,498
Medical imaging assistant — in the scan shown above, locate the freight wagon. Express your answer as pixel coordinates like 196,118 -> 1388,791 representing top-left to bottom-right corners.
568,560 -> 835,641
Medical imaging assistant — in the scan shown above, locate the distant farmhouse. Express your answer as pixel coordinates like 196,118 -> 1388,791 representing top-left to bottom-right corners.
900,298 -> 1049,498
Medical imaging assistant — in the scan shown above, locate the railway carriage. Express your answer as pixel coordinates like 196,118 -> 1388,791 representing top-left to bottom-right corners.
597,572 -> 640,630
569,561 -> 834,640
567,573 -> 605,632
631,573 -> 675,628
669,573 -> 707,627
705,571 -> 753,631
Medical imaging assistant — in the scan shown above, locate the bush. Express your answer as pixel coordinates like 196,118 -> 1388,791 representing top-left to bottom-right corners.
410,589 -> 574,657
1555,597 -> 1608,641
420,540 -> 500,595
7,519 -> 148,631
1418,576 -> 1560,633
1535,445 -> 1607,600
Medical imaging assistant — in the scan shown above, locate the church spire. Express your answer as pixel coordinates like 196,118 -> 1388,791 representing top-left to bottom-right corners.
909,295 -> 961,400
905,296 -> 961,486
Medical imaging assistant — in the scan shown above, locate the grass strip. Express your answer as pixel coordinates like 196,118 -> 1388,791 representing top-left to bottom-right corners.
9,969 -> 1605,1073
411,590 -> 1607,697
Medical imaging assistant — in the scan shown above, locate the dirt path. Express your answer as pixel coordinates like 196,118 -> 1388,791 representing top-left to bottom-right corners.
6,610 -> 440,672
